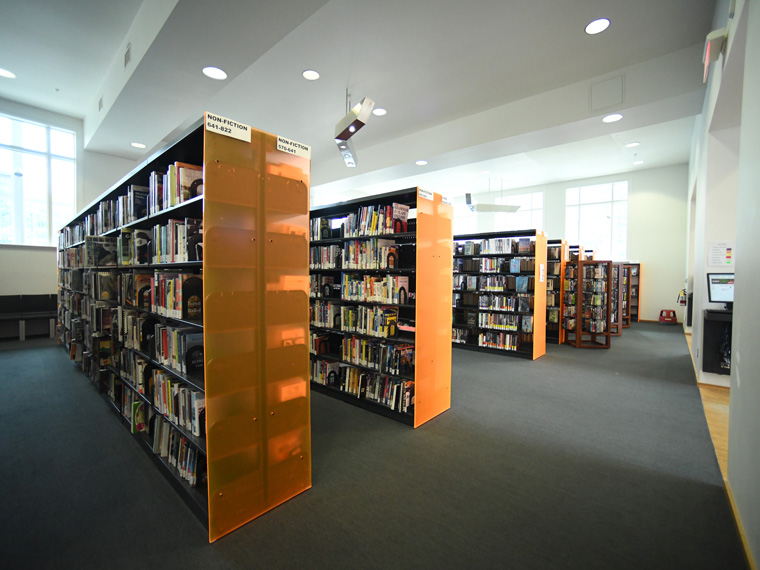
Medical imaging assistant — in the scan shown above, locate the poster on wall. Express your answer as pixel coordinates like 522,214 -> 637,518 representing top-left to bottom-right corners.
707,241 -> 735,267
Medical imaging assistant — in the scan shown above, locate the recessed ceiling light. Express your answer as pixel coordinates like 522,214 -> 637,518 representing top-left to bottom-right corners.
586,18 -> 610,35
202,66 -> 227,80
131,142 -> 147,149
415,160 -> 428,166
602,113 -> 623,123
633,160 -> 644,165
625,141 -> 640,148
0,68 -> 16,79
302,69 -> 319,80
372,108 -> 387,116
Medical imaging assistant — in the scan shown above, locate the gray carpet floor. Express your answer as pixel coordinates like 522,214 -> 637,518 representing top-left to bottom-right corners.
0,324 -> 748,570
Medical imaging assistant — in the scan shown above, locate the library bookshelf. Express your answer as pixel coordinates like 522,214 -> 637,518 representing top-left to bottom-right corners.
610,262 -> 624,336
621,264 -> 632,327
546,239 -> 567,344
452,230 -> 547,360
308,188 -> 452,428
562,259 -> 612,349
56,114 -> 312,542
627,262 -> 642,322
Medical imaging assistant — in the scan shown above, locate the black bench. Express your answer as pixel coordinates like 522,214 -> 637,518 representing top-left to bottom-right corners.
0,294 -> 57,341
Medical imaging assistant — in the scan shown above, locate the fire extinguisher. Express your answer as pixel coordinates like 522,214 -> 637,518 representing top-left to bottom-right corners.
677,289 -> 687,306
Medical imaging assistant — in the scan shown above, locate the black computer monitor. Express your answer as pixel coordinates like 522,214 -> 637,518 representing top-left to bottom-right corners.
706,272 -> 734,311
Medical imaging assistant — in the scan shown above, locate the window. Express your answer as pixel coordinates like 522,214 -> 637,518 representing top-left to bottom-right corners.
565,181 -> 628,260
495,191 -> 543,231
0,114 -> 76,246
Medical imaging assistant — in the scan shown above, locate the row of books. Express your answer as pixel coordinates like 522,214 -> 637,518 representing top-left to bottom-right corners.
455,274 -> 534,293
341,239 -> 404,270
478,313 -> 534,333
309,245 -> 342,269
150,218 -> 203,264
455,237 -> 534,256
60,269 -> 84,291
153,416 -> 205,487
477,293 -> 533,313
452,291 -> 479,307
310,360 -> 414,413
153,371 -> 205,437
148,162 -> 204,216
341,335 -> 414,377
478,331 -> 522,351
582,318 -> 607,333
340,305 -> 399,339
583,265 -> 608,279
451,328 -> 471,344
153,322 -> 204,377
479,256 -> 536,274
547,246 -> 562,260
340,273 -> 410,305
583,280 -> 607,293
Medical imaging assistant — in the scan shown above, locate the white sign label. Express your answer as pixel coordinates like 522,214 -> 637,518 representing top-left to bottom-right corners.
205,112 -> 251,142
393,203 -> 409,222
441,195 -> 453,206
539,263 -> 545,283
708,241 -> 735,267
418,189 -> 434,201
277,136 -> 311,159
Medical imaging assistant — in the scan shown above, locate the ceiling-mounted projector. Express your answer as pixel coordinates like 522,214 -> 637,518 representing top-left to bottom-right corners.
335,96 -> 375,142
466,193 -> 520,213
335,96 -> 374,167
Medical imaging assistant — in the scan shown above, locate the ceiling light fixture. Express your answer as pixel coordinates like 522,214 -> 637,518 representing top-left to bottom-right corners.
302,69 -> 320,80
335,91 -> 375,168
131,142 -> 147,149
625,141 -> 640,148
372,108 -> 387,116
415,160 -> 428,166
602,113 -> 623,123
202,66 -> 227,80
466,193 -> 520,213
633,160 -> 644,165
0,68 -> 16,79
585,18 -> 610,35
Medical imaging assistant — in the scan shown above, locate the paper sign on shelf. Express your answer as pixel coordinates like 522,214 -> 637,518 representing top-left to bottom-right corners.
539,263 -> 545,283
277,136 -> 311,159
441,195 -> 453,206
205,112 -> 251,143
418,189 -> 434,201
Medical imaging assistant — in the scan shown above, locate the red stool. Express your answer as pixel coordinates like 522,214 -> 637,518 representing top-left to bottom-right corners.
659,309 -> 677,325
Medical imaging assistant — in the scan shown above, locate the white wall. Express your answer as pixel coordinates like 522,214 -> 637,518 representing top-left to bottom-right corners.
729,0 -> 760,564
0,98 -> 136,295
454,164 -> 688,322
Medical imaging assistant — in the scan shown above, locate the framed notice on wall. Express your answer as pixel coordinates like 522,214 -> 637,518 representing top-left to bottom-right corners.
707,242 -> 735,267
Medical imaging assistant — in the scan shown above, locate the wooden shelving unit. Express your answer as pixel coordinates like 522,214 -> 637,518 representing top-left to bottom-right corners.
308,188 -> 452,428
452,230 -> 547,360
627,262 -> 642,322
621,265 -> 632,327
562,259 -> 612,349
610,262 -> 623,336
57,115 -> 312,542
546,239 -> 567,344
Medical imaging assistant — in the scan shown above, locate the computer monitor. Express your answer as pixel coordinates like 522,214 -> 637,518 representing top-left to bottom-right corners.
706,273 -> 734,311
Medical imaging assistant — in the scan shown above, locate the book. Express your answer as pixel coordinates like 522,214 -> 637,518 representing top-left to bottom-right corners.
185,218 -> 203,261
184,332 -> 204,376
181,275 -> 203,320
176,162 -> 203,201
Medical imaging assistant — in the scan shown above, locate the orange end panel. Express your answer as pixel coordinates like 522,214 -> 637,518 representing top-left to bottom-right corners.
532,232 -> 547,359
414,189 -> 453,427
203,117 -> 311,542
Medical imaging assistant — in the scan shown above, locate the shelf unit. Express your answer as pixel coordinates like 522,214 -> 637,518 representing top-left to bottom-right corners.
621,265 -> 632,327
627,262 -> 642,322
610,262 -> 623,336
308,188 -> 452,428
452,230 -> 547,360
56,115 -> 312,542
562,259 -> 612,349
546,239 -> 567,344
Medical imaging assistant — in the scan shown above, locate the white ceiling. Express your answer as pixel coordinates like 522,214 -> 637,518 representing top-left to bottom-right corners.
0,0 -> 718,206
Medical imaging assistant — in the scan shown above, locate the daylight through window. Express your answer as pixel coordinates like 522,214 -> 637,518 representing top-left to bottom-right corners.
0,114 -> 77,246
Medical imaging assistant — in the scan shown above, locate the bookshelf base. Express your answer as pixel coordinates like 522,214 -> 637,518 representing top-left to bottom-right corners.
90,374 -> 210,529
452,342 -> 540,360
310,381 -> 415,426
